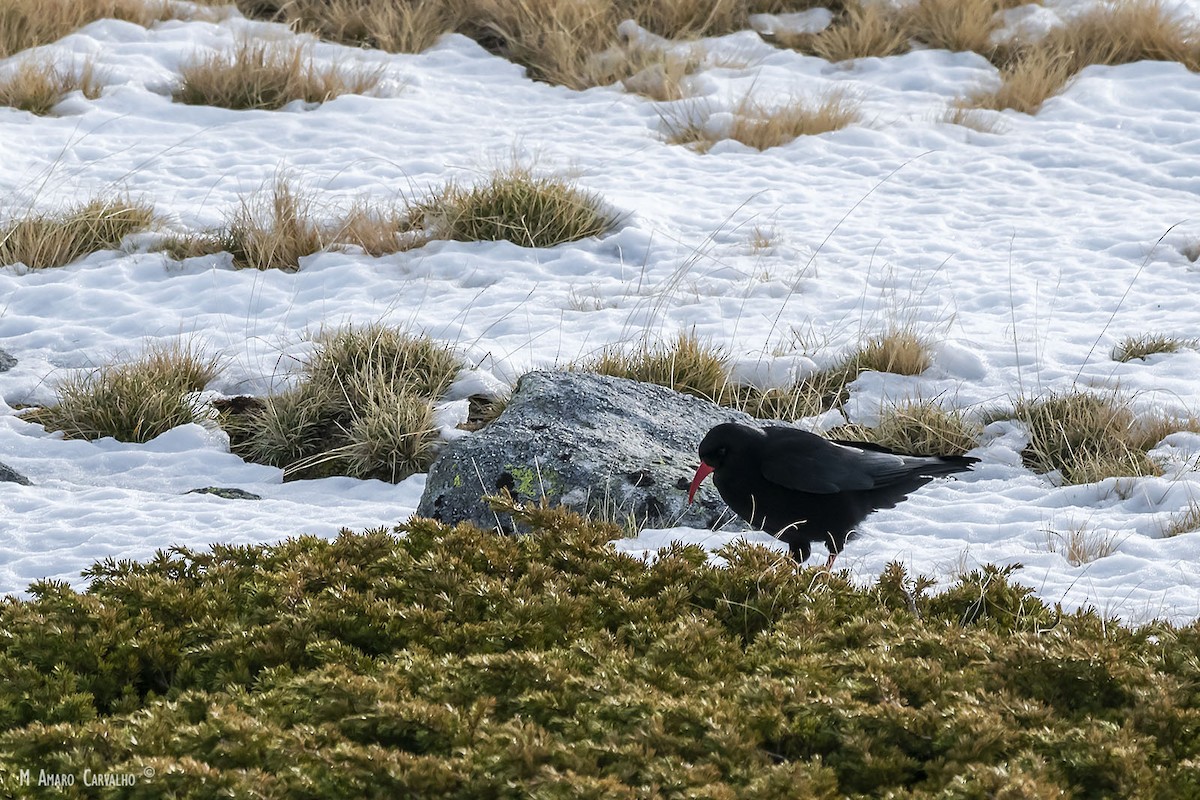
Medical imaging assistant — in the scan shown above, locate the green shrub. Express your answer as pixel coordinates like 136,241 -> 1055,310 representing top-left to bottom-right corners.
22,342 -> 219,442
0,497 -> 1196,797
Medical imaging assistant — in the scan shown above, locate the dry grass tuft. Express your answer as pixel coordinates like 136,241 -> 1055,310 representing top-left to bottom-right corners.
1,197 -> 155,269
1111,333 -> 1197,363
227,324 -> 458,482
583,331 -> 731,402
941,104 -> 1006,134
1162,501 -> 1200,538
1002,391 -> 1199,485
174,38 -> 382,111
960,45 -> 1076,115
403,167 -> 617,248
963,0 -> 1200,114
662,89 -> 861,152
0,57 -> 102,115
161,180 -> 408,267
0,0 -> 172,59
907,0 -> 1013,56
1043,522 -> 1118,566
772,1 -> 911,62
614,43 -> 705,101
728,90 -> 862,150
255,0 -> 459,54
22,341 -> 220,443
221,176 -> 326,271
830,401 -> 981,456
850,329 -> 933,376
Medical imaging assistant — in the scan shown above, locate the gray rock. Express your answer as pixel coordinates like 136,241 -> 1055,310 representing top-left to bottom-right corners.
1,462 -> 31,486
186,487 -> 262,500
417,370 -> 752,533
0,348 -> 14,373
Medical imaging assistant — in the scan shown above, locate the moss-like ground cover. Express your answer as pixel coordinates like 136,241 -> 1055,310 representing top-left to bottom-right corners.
1,497 -> 1198,798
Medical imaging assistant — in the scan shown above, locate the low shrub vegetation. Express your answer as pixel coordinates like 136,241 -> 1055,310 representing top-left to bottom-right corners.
223,323 -> 458,481
174,38 -> 383,111
21,342 -> 220,442
402,167 -> 617,248
0,196 -> 155,269
0,57 -> 101,115
1000,390 -> 1200,485
0,496 -> 1198,797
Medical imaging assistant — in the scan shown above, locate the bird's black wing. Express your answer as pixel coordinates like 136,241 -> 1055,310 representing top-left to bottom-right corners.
758,426 -> 935,494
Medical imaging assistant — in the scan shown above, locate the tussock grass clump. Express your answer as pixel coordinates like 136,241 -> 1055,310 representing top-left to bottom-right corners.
0,196 -> 155,269
174,38 -> 382,111
403,167 -> 617,248
22,342 -> 219,443
729,90 -> 862,150
0,57 -> 101,115
585,331 -> 731,401
0,0 -> 171,59
830,401 -> 982,455
162,180 -> 406,268
959,45 -> 1076,115
2,499 -> 1198,797
1003,391 -> 1199,485
219,177 -> 325,271
963,0 -> 1200,114
850,328 -> 933,376
772,1 -> 911,62
248,0 -> 460,54
1111,333 -> 1197,362
1163,501 -> 1200,538
227,324 -> 458,481
662,90 -> 861,152
906,0 -> 1014,55
578,330 -> 933,423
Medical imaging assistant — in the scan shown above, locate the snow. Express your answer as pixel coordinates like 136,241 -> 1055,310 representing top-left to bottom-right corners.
3,4 -> 1200,624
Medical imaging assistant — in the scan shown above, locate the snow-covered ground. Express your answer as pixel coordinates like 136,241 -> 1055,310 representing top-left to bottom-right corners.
3,2 -> 1200,624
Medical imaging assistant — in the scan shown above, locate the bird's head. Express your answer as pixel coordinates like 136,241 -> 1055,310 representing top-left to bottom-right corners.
687,423 -> 752,503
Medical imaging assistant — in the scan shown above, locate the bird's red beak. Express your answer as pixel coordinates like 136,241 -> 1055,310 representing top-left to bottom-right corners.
687,462 -> 714,504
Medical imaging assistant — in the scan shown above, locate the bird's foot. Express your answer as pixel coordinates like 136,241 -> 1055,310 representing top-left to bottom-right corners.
823,553 -> 838,570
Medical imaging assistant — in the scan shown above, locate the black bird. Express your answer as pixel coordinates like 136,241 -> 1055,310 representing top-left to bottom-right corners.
688,422 -> 979,567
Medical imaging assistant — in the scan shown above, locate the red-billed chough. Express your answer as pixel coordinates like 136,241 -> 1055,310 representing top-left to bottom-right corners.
687,422 -> 979,567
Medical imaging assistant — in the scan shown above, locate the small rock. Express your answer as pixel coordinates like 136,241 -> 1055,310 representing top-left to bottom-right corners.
0,462 -> 31,485
417,370 -> 752,533
0,348 -> 15,373
186,487 -> 262,500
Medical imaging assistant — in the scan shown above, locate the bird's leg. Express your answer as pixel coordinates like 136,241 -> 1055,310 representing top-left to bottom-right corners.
823,552 -> 838,569
789,539 -> 811,564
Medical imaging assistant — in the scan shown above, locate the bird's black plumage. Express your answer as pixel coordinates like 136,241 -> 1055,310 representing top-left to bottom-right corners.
688,422 -> 979,565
